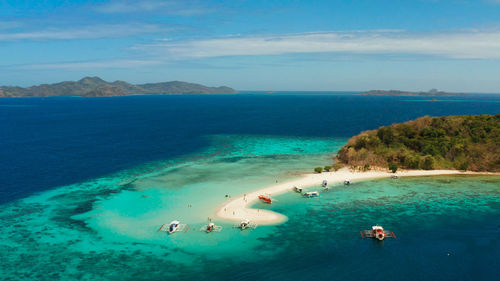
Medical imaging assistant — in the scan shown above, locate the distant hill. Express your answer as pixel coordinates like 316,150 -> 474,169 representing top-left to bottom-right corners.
0,77 -> 238,97
336,115 -> 500,172
360,89 -> 467,96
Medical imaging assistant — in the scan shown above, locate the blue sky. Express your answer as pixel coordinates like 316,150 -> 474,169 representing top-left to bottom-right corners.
1,0 -> 500,92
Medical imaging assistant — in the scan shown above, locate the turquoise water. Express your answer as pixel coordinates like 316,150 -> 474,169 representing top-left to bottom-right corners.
0,135 -> 342,279
1,134 -> 499,280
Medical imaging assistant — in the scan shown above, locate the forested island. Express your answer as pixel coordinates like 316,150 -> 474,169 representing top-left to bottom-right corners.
360,89 -> 467,96
0,77 -> 238,97
336,115 -> 500,172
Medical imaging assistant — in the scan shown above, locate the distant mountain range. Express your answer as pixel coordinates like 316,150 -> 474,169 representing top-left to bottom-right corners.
360,89 -> 467,96
0,77 -> 238,97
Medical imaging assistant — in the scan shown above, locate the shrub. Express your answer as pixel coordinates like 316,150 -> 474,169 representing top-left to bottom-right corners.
363,164 -> 371,171
332,163 -> 343,171
314,167 -> 323,173
458,161 -> 469,171
422,156 -> 435,170
324,166 -> 332,172
388,163 -> 398,173
404,155 -> 420,169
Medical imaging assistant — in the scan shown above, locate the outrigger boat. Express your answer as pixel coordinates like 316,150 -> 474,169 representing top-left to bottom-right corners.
321,180 -> 328,190
235,219 -> 257,230
293,186 -> 303,193
303,191 -> 320,198
360,225 -> 396,241
258,194 -> 272,204
344,179 -> 351,185
391,175 -> 399,179
322,180 -> 328,189
200,222 -> 223,233
158,220 -> 189,234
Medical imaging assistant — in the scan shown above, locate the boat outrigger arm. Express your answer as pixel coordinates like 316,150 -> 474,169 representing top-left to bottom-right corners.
158,221 -> 189,233
200,223 -> 223,232
235,219 -> 258,230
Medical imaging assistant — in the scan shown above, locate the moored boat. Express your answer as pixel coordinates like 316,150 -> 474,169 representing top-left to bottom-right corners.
158,220 -> 189,234
344,179 -> 351,185
168,220 -> 180,233
322,180 -> 328,187
200,222 -> 223,233
293,186 -> 303,193
258,194 -> 272,203
236,219 -> 257,230
303,191 -> 319,198
360,225 -> 396,240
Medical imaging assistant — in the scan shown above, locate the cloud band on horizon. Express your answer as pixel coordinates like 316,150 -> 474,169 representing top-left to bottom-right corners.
7,28 -> 500,71
136,29 -> 500,60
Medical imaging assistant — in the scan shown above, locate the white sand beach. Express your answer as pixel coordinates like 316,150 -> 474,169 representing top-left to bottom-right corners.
215,168 -> 491,225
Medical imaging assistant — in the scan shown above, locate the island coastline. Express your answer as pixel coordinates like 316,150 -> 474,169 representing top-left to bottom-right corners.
215,168 -> 499,225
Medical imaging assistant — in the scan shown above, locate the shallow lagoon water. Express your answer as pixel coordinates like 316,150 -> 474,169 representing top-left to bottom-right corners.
1,134 -> 499,280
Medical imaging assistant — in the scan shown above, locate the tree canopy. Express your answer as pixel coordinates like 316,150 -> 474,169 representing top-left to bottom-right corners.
337,115 -> 500,172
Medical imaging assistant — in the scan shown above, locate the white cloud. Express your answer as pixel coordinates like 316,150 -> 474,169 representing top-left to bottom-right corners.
10,28 -> 500,71
95,0 -> 211,16
136,29 -> 500,60
0,23 -> 171,41
13,59 -> 161,70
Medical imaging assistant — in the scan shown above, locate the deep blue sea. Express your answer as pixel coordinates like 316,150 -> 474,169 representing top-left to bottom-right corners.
1,93 -> 499,280
2,93 -> 499,204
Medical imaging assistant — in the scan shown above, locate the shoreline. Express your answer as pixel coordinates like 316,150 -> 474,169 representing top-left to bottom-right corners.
215,168 -> 499,225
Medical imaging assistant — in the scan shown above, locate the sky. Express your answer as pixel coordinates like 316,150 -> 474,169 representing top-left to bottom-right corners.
1,0 -> 500,92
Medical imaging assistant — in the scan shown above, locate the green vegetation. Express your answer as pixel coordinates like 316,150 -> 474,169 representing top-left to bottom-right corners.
337,115 -> 500,172
314,167 -> 323,173
324,165 -> 332,172
388,163 -> 398,173
332,163 -> 343,171
0,77 -> 238,97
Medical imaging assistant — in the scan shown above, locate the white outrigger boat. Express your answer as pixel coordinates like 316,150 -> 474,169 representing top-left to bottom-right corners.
293,186 -> 303,193
157,220 -> 189,234
344,179 -> 351,185
200,222 -> 223,233
303,191 -> 320,198
360,225 -> 396,241
235,219 -> 257,230
322,180 -> 328,188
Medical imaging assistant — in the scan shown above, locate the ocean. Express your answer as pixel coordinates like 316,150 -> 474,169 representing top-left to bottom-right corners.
0,93 -> 499,280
